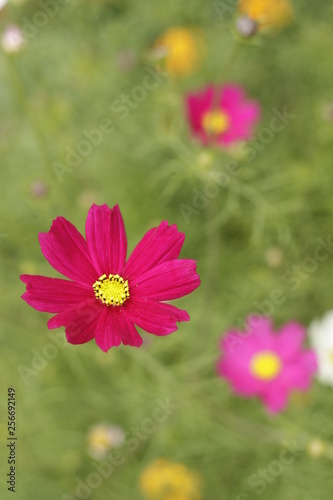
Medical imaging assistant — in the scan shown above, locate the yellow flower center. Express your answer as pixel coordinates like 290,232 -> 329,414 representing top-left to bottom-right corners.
202,110 -> 230,135
89,429 -> 111,448
250,351 -> 282,381
238,0 -> 294,31
139,459 -> 202,500
154,27 -> 204,77
93,274 -> 129,306
247,1 -> 269,21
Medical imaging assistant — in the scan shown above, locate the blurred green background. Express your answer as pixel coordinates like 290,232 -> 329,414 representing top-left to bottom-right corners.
1,0 -> 333,499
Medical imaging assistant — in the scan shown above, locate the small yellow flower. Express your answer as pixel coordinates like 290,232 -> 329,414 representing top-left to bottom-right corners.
153,27 -> 204,77
238,0 -> 294,33
140,459 -> 202,500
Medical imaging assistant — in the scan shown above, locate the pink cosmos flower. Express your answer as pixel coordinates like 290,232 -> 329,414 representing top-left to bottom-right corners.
20,204 -> 200,352
217,316 -> 317,413
185,84 -> 261,147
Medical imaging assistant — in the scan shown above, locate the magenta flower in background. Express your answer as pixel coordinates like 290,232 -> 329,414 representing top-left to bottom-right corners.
20,204 -> 200,352
217,316 -> 317,413
185,84 -> 261,147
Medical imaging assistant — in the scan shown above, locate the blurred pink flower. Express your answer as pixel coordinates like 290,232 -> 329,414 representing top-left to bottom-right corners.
185,84 -> 261,147
20,204 -> 200,352
30,181 -> 48,199
1,25 -> 26,54
217,316 -> 317,413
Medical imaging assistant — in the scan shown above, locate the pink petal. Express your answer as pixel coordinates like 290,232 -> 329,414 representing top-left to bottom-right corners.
119,310 -> 143,347
47,299 -> 100,345
218,318 -> 275,377
94,308 -> 122,350
218,357 -> 262,396
229,380 -> 262,397
218,334 -> 265,395
302,350 -> 318,374
39,216 -> 97,286
220,316 -> 274,353
219,85 -> 260,145
260,351 -> 317,413
220,84 -> 245,110
245,316 -> 275,348
85,204 -> 127,276
20,274 -> 93,313
262,388 -> 288,414
277,364 -> 312,392
221,102 -> 261,145
186,85 -> 214,134
124,297 -> 189,335
219,338 -> 258,371
275,322 -> 306,360
94,307 -> 143,352
130,259 -> 200,300
123,221 -> 185,280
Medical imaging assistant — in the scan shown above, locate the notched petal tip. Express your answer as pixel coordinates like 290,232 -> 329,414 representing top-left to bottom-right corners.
38,215 -> 98,285
47,315 -> 60,330
88,202 -> 121,214
182,310 -> 190,322
94,336 -> 122,352
20,276 -> 33,302
38,215 -> 66,240
192,261 -> 201,286
124,219 -> 186,280
126,334 -> 144,348
20,274 -> 30,285
21,291 -> 29,302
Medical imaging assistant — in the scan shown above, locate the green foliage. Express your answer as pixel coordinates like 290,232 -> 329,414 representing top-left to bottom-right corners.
1,1 -> 333,499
